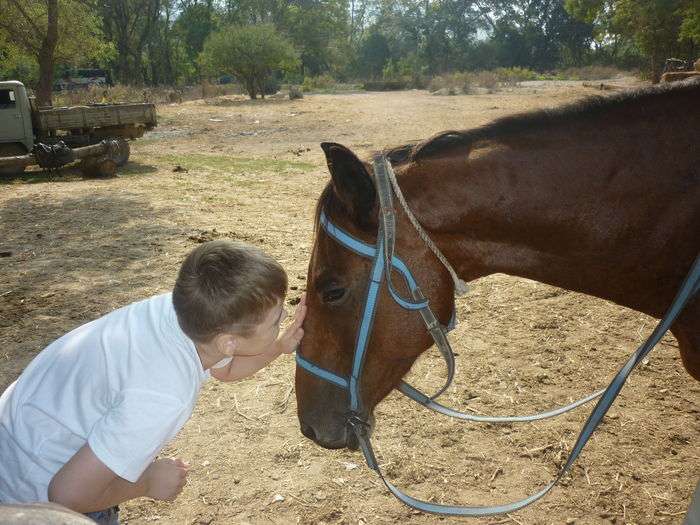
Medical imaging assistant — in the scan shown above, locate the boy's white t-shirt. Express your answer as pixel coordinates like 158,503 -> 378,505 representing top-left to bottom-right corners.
0,293 -> 210,503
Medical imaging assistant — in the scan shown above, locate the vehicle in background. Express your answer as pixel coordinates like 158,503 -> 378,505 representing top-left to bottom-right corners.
54,69 -> 113,91
0,80 -> 156,177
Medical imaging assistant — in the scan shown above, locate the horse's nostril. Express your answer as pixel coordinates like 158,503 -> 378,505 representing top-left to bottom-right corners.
300,421 -> 317,441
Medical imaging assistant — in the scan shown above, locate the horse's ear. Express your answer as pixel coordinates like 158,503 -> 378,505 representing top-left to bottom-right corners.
321,142 -> 376,228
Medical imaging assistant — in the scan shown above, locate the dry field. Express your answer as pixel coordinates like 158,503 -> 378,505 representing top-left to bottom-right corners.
1,79 -> 698,525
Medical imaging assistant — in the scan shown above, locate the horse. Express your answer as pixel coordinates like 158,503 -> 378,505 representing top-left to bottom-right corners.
294,78 -> 699,513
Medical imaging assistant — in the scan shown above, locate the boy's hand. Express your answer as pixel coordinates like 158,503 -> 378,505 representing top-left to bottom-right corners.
144,458 -> 189,501
277,293 -> 306,354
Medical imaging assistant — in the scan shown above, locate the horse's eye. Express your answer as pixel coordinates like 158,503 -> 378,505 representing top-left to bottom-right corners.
322,287 -> 346,303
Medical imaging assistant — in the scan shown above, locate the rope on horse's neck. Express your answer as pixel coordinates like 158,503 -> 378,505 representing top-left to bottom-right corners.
384,160 -> 469,296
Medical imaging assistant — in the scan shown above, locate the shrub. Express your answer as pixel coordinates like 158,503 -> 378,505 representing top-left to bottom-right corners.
52,83 -> 240,106
301,74 -> 336,92
471,71 -> 499,91
363,80 -> 408,91
428,73 -> 472,94
289,85 -> 303,99
494,67 -> 538,87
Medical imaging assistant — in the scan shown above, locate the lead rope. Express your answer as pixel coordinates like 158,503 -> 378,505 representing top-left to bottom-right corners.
349,253 -> 700,516
382,157 -> 469,296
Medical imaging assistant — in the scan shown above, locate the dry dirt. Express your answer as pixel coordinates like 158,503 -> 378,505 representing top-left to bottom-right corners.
1,79 -> 698,525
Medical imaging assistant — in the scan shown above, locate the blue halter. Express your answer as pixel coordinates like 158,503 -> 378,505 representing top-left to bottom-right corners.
296,154 -> 700,516
295,209 -> 456,413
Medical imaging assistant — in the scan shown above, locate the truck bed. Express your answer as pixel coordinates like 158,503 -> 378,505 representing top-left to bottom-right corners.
36,103 -> 157,133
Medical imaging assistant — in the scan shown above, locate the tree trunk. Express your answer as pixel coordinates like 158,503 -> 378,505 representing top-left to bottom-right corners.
650,43 -> 661,84
36,0 -> 59,107
246,79 -> 257,99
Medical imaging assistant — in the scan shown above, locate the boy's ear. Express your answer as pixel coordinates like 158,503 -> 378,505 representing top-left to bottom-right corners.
320,142 -> 377,229
215,334 -> 237,357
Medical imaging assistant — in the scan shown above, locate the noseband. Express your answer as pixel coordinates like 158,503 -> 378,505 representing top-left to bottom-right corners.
296,155 -> 700,516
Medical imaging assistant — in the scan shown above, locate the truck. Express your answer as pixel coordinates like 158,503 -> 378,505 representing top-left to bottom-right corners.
54,68 -> 112,91
0,80 -> 157,177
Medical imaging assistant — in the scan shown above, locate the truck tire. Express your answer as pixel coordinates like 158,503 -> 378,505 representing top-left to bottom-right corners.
0,144 -> 27,176
79,157 -> 117,178
111,137 -> 130,167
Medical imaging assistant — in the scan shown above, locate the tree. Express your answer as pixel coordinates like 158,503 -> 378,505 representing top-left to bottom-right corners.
173,2 -> 218,63
0,0 -> 108,106
100,0 -> 162,84
679,2 -> 700,43
284,1 -> 348,76
616,0 -> 688,79
145,0 -> 198,85
200,24 -> 299,99
358,30 -> 391,79
474,0 -> 594,71
566,0 -> 698,79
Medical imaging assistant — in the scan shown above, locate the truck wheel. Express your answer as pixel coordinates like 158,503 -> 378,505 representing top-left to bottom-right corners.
112,138 -> 130,167
0,144 -> 27,176
79,157 -> 117,178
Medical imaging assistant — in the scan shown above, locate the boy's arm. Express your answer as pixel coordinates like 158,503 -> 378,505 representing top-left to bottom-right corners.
211,345 -> 286,382
48,443 -> 188,512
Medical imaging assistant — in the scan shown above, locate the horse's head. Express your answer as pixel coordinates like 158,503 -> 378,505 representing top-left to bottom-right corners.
295,142 -> 455,449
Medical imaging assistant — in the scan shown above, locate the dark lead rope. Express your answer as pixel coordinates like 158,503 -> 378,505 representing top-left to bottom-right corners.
350,253 -> 699,515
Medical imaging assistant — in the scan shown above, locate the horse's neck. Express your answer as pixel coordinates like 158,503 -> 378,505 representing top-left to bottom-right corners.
402,119 -> 697,318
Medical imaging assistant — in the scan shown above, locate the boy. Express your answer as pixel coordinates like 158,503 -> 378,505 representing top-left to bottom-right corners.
0,240 -> 306,524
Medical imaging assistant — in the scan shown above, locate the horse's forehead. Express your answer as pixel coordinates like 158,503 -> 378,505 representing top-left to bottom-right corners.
312,228 -> 352,270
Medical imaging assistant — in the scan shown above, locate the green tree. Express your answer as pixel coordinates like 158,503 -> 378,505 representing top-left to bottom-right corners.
284,1 -> 349,76
146,1 -> 197,85
173,2 -> 218,63
616,0 -> 688,78
358,30 -> 391,79
100,0 -> 162,85
679,2 -> 700,42
476,0 -> 593,71
200,24 -> 299,99
0,0 -> 109,105
566,0 -> 698,78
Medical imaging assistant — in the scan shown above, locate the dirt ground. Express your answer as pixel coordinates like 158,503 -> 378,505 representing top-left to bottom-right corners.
1,78 -> 698,525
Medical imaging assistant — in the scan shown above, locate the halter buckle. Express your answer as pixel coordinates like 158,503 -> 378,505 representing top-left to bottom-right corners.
345,412 -> 371,436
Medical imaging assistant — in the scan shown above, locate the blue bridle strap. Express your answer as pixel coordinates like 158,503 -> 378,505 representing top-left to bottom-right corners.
319,211 -> 428,309
295,210 -> 444,406
295,355 -> 348,389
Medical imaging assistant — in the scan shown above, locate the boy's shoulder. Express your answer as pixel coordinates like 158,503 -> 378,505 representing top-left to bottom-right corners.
48,292 -> 204,393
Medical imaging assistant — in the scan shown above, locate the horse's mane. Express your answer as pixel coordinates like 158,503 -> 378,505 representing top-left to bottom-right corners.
314,79 -> 699,227
398,79 -> 700,163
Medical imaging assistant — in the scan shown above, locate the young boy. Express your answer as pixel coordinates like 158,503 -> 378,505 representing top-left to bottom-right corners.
0,240 -> 306,524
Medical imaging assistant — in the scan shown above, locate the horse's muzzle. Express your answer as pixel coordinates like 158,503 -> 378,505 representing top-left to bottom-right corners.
299,413 -> 374,450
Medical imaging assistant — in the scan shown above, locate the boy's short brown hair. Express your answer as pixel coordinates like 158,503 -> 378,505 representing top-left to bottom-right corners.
173,240 -> 287,342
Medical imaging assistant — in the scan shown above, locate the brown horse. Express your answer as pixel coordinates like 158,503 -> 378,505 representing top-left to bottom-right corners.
295,78 -> 699,450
